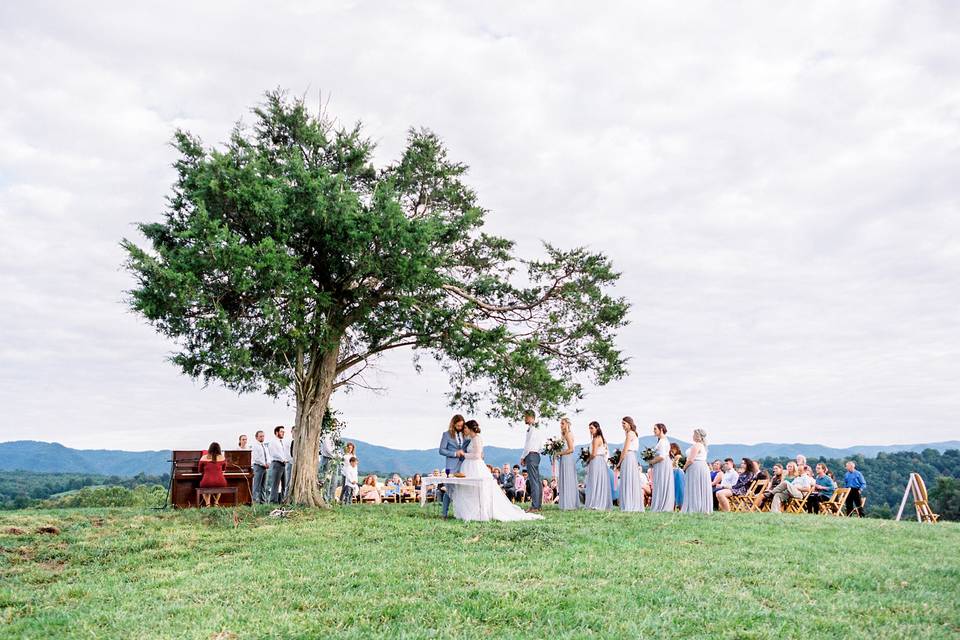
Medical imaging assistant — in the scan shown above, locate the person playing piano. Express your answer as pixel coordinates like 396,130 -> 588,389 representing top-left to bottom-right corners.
198,442 -> 228,506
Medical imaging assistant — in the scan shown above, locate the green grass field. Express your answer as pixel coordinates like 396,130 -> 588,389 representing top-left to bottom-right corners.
1,504 -> 958,639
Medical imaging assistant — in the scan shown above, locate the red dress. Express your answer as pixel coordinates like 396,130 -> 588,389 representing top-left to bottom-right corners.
198,458 -> 228,488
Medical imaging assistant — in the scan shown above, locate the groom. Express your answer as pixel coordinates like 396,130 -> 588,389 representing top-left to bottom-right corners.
438,414 -> 469,518
519,409 -> 545,512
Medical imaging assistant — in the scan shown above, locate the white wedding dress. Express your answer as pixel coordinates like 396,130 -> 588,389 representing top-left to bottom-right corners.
452,435 -> 544,522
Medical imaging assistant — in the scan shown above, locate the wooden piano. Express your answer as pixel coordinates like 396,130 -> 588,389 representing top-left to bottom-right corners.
170,450 -> 253,508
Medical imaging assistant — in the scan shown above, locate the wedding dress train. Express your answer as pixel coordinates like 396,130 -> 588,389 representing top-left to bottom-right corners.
452,435 -> 543,522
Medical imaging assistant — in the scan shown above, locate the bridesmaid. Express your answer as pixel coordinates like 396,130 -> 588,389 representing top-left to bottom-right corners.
670,443 -> 685,510
649,423 -> 675,512
557,417 -> 581,510
584,421 -> 612,510
616,416 -> 645,512
681,428 -> 713,513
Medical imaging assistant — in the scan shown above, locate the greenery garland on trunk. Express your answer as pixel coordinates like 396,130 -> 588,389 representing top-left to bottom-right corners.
122,90 -> 629,507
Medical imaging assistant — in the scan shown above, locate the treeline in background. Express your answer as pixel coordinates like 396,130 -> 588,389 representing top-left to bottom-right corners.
0,472 -> 168,509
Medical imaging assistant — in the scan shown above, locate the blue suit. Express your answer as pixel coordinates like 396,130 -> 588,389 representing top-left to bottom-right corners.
438,431 -> 471,517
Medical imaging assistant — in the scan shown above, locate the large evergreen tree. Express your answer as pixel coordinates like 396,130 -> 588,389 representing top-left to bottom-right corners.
123,91 -> 629,506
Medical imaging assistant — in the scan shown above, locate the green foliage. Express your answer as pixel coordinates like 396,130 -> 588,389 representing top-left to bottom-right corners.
122,90 -> 629,421
1,506 -> 958,639
0,471 -> 169,510
930,476 -> 960,521
37,484 -> 167,509
756,448 -> 960,519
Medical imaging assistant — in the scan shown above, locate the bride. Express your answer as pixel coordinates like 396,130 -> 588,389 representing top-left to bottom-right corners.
452,420 -> 543,522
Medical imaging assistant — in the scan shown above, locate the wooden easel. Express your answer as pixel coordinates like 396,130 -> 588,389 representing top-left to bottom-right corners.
895,473 -> 939,523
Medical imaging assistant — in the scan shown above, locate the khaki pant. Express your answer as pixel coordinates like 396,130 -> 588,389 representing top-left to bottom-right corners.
770,481 -> 803,512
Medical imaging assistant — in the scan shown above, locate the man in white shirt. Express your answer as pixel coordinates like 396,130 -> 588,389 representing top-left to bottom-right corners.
250,430 -> 271,504
720,459 -> 739,490
267,425 -> 291,503
520,410 -> 546,512
340,456 -> 359,504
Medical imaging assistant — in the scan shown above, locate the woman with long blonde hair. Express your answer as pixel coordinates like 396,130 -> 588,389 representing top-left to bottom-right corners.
681,428 -> 712,513
557,417 -> 581,510
617,417 -> 644,512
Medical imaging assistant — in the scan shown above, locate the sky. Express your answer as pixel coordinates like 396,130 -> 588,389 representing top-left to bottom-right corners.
1,1 -> 958,452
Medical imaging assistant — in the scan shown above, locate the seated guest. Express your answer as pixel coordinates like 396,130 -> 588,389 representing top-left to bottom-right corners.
359,475 -> 382,504
549,478 -> 559,504
806,463 -> 836,514
795,454 -> 807,470
753,463 -> 782,510
716,457 -> 755,511
340,456 -> 359,504
492,467 -> 501,485
709,460 -> 723,489
755,462 -> 770,481
639,464 -> 652,499
384,475 -> 403,501
412,473 -> 423,491
237,434 -> 249,450
542,479 -> 554,504
513,469 -> 527,502
843,460 -> 867,517
768,462 -> 802,512
198,442 -> 228,506
503,465 -> 519,501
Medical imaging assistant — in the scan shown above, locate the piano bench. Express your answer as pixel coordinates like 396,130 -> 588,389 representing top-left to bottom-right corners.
195,487 -> 239,507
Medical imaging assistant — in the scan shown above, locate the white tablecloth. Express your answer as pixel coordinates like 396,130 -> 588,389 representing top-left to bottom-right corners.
419,476 -> 485,509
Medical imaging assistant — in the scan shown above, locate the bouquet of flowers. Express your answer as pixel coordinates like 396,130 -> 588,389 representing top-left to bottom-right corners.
541,436 -> 565,458
675,455 -> 687,469
641,447 -> 656,463
578,447 -> 592,468
608,448 -> 622,468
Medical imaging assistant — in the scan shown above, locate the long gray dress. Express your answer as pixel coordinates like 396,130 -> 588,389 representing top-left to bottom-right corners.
650,437 -> 675,512
680,456 -> 713,514
618,450 -> 645,512
558,452 -> 581,510
584,446 -> 612,510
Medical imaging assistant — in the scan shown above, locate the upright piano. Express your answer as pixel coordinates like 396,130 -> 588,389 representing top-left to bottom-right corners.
170,449 -> 253,507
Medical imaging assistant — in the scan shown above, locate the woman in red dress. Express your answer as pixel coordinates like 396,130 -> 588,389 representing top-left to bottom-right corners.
198,442 -> 228,506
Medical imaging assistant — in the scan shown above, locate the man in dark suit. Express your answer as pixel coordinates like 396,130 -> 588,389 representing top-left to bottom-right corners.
500,465 -> 516,501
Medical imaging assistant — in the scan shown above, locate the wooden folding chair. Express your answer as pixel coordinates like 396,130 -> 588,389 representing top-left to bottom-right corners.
912,475 -> 939,523
785,489 -> 810,514
728,480 -> 758,512
819,488 -> 847,516
739,479 -> 769,512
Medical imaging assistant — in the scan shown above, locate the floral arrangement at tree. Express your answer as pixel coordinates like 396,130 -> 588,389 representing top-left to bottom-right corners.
541,436 -> 566,459
608,448 -> 622,468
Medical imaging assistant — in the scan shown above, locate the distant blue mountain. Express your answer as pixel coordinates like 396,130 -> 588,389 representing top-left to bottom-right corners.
7,438 -> 960,477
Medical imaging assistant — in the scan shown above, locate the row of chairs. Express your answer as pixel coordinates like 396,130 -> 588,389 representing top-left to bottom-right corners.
334,485 -> 428,504
728,479 -> 854,515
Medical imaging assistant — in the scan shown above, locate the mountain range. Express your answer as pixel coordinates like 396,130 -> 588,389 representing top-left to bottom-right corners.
4,438 -> 959,477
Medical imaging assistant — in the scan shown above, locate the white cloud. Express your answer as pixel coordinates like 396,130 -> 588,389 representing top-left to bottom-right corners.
0,1 -> 958,452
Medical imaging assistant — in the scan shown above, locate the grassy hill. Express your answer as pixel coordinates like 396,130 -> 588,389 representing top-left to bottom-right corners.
1,506 -> 958,639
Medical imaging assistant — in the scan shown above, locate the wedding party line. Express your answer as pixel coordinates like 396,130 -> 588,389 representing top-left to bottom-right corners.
192,411 -> 868,520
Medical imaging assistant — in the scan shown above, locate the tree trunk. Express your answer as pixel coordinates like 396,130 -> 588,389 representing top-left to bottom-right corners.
288,343 -> 340,507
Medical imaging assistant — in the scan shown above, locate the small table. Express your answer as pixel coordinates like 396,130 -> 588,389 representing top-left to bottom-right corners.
419,476 -> 485,515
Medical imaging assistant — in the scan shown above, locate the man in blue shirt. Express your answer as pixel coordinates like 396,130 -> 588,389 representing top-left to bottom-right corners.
843,460 -> 867,517
806,463 -> 837,514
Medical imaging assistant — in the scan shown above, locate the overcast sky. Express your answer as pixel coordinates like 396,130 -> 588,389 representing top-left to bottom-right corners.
1,2 -> 958,452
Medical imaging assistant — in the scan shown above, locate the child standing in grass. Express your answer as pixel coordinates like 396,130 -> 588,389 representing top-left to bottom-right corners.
341,456 -> 359,504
